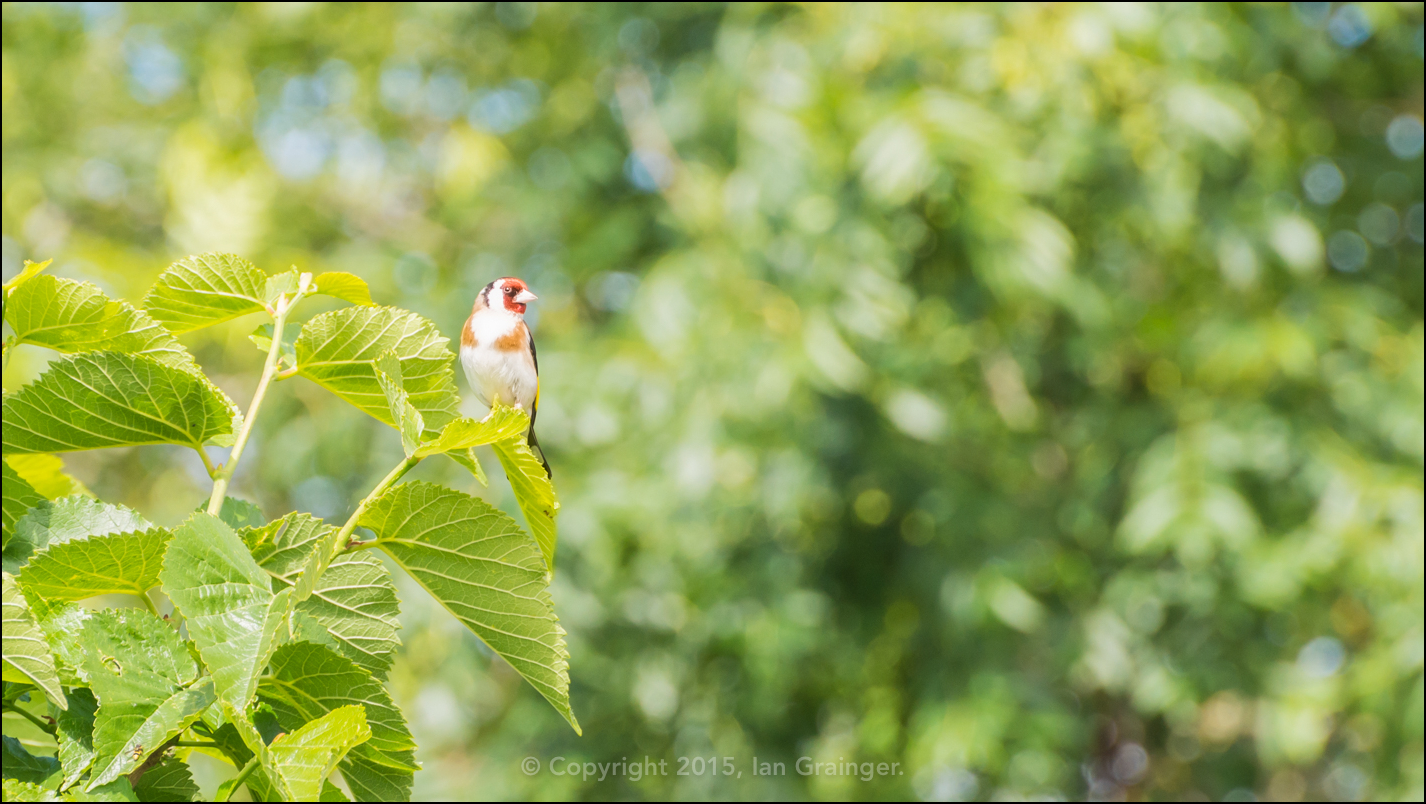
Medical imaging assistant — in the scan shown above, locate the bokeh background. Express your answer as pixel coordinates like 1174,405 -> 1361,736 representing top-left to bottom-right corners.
3,2 -> 1424,800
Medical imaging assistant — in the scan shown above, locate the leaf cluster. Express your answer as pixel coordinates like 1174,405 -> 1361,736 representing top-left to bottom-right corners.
2,255 -> 575,802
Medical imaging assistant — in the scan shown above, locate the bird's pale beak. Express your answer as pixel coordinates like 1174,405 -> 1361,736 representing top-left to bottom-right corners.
515,289 -> 538,303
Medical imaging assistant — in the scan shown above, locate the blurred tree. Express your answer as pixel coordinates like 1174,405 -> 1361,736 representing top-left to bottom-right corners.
3,2 -> 1422,801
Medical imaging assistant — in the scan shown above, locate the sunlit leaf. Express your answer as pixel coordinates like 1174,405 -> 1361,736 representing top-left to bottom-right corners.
362,482 -> 578,733
1,573 -> 66,709
248,324 -> 296,369
493,435 -> 559,571
78,610 -> 214,789
0,353 -> 237,455
263,268 -> 300,306
414,404 -> 528,457
312,272 -> 374,307
141,253 -> 267,333
6,497 -> 151,576
20,528 -> 170,602
3,275 -> 196,373
53,688 -> 98,788
293,306 -> 461,433
4,455 -> 87,501
2,462 -> 44,550
266,705 -> 371,802
2,259 -> 52,294
374,350 -> 423,457
158,514 -> 291,743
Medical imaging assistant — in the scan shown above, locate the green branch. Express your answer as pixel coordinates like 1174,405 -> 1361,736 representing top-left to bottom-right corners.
206,276 -> 310,515
224,755 -> 261,802
330,455 -> 423,560
4,703 -> 56,736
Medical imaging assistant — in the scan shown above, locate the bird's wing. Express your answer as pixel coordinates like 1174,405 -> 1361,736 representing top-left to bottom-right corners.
528,325 -> 539,425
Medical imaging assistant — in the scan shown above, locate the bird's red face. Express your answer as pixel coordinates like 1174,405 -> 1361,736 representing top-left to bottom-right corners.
489,277 -> 538,315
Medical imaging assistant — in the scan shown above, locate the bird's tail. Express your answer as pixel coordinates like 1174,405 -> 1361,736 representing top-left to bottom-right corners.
528,426 -> 552,478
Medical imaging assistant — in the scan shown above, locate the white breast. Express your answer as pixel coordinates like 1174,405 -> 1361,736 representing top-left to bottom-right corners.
460,310 -> 538,411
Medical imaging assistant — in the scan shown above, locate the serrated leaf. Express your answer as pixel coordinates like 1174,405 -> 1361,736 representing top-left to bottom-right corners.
1,573 -> 66,708
311,273 -> 374,307
493,435 -> 559,571
260,642 -> 417,760
321,779 -> 352,801
243,514 -> 401,679
259,643 -> 417,802
54,688 -> 99,788
78,610 -> 215,788
373,351 -> 423,457
2,777 -> 58,801
19,529 -> 170,602
263,269 -> 300,306
2,734 -> 62,785
266,705 -> 371,802
141,254 -> 267,333
3,259 -> 52,294
447,447 -> 488,486
362,482 -> 578,733
203,723 -> 282,802
159,515 -> 291,732
5,455 -> 88,501
212,497 -> 265,531
6,497 -> 151,576
132,757 -> 199,802
414,405 -> 528,458
67,777 -> 136,801
3,275 -> 197,373
3,463 -> 44,549
0,352 -> 237,455
248,324 -> 296,369
293,306 -> 460,434
289,609 -> 341,651
22,595 -> 91,687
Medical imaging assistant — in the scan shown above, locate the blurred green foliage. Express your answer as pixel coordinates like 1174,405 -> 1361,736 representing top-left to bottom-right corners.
3,2 -> 1423,800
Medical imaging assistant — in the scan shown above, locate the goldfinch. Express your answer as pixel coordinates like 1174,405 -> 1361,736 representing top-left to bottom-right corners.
460,277 -> 550,476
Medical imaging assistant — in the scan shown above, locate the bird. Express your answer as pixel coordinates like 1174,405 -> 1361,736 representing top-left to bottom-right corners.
460,277 -> 551,476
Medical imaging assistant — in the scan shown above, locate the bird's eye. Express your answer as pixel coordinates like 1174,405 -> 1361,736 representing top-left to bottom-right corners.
505,287 -> 515,295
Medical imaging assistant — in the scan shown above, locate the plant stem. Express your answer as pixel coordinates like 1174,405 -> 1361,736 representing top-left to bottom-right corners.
206,297 -> 294,516
138,591 -> 160,618
225,756 -> 261,802
4,704 -> 56,736
195,447 -> 218,479
330,455 -> 421,558
174,740 -> 220,748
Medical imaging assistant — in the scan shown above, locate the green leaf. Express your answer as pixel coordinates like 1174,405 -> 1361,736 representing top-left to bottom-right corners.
66,777 -> 136,801
1,573 -> 66,708
2,778 -> 59,801
2,735 -> 62,785
159,514 -> 290,732
3,275 -> 197,373
311,272 -> 374,307
5,455 -> 88,500
6,497 -> 151,576
140,254 -> 267,334
374,351 -> 423,457
260,642 -> 417,762
132,757 -> 199,802
259,643 -> 417,802
3,462 -> 44,549
213,497 -> 265,531
0,352 -> 237,455
266,705 -> 371,803
247,324 -> 296,369
53,688 -> 99,788
19,529 -> 170,602
243,514 -> 401,679
202,723 -> 282,803
414,405 -> 528,458
362,482 -> 578,733
493,435 -> 559,572
263,269 -> 300,306
447,448 -> 488,486
22,595 -> 91,687
3,259 -> 52,294
293,306 -> 461,434
77,610 -> 215,789
321,779 -> 352,802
